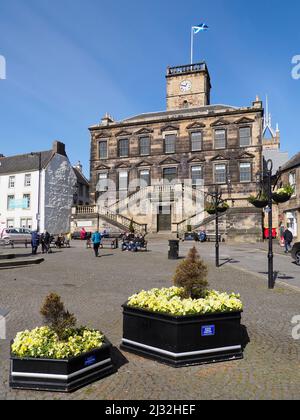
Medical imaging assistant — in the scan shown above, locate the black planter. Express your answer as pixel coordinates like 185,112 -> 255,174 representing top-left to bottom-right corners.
272,193 -> 292,204
121,305 -> 243,367
249,199 -> 269,209
10,338 -> 115,393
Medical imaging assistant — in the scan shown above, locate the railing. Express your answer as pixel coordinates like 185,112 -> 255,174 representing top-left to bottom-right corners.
167,62 -> 207,76
98,207 -> 147,234
75,205 -> 97,215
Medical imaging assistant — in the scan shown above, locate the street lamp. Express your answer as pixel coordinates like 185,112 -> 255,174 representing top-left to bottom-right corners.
206,186 -> 228,268
30,152 -> 42,233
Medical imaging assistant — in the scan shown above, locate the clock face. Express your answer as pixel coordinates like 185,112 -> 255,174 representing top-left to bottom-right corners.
180,80 -> 192,92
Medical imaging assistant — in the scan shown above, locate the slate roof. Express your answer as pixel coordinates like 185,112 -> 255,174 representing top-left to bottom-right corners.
122,105 -> 238,123
281,152 -> 300,172
73,167 -> 89,186
0,151 -> 53,175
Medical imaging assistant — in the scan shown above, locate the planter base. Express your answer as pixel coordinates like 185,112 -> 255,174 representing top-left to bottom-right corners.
122,305 -> 244,368
10,338 -> 116,393
121,339 -> 243,368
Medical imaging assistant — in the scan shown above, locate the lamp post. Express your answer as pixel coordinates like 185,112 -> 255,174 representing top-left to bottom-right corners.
256,159 -> 275,289
206,186 -> 226,268
30,152 -> 42,233
266,160 -> 274,289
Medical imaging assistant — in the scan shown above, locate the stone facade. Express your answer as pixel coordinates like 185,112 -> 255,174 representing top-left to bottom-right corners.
87,63 -> 264,241
277,156 -> 300,240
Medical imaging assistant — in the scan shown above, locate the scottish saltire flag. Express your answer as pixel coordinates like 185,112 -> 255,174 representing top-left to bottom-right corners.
193,23 -> 209,34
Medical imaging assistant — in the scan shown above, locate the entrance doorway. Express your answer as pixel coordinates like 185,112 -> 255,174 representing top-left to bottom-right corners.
157,205 -> 172,232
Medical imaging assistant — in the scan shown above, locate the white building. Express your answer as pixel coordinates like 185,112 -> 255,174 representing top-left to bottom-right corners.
0,141 -> 77,234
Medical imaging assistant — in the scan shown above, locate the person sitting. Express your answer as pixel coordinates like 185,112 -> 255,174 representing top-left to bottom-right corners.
199,230 -> 207,243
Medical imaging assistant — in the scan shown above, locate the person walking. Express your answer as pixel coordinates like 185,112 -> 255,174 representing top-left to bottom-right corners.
283,228 -> 294,254
41,231 -> 51,254
80,227 -> 87,241
91,230 -> 102,257
31,231 -> 40,255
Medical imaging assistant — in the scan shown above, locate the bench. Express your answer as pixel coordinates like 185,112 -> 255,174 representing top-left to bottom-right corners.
100,238 -> 119,249
206,234 -> 224,243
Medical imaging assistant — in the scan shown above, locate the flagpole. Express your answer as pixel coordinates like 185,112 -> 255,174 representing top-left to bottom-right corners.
191,27 -> 194,64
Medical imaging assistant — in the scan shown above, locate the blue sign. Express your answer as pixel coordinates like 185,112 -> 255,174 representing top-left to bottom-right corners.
201,325 -> 215,337
84,355 -> 97,367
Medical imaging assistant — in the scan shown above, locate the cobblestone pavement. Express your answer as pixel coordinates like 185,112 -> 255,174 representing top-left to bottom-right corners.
0,240 -> 299,400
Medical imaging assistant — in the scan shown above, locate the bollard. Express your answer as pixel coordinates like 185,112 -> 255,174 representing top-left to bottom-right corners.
168,240 -> 179,260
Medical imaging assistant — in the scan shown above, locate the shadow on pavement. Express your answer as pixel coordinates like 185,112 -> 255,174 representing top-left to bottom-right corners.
111,346 -> 129,370
241,325 -> 250,351
218,258 -> 240,267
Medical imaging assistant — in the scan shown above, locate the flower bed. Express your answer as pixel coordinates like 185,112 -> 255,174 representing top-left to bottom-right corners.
11,327 -> 104,360
121,247 -> 244,367
10,294 -> 115,392
127,287 -> 243,317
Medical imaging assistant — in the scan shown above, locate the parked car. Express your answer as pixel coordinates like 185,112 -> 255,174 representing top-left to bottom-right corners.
291,243 -> 300,266
0,228 -> 32,247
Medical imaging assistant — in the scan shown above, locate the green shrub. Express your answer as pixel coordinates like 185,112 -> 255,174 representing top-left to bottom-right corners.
173,247 -> 208,299
40,293 -> 77,341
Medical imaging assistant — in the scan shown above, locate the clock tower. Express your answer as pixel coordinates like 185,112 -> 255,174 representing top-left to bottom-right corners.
166,63 -> 211,111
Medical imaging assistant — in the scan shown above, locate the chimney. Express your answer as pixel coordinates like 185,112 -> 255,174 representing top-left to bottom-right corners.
101,113 -> 114,126
74,161 -> 83,173
53,141 -> 66,156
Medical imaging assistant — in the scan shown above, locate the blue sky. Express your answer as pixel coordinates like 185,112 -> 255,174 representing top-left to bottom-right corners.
0,0 -> 299,177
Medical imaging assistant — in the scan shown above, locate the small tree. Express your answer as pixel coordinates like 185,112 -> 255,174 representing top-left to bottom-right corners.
129,219 -> 135,234
173,247 -> 209,299
40,293 -> 77,341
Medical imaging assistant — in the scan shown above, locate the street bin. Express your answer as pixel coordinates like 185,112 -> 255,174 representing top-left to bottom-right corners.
168,240 -> 179,260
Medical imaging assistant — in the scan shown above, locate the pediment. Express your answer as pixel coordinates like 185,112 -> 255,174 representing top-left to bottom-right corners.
135,127 -> 154,135
188,156 -> 206,163
135,160 -> 153,168
211,119 -> 231,128
187,122 -> 206,130
238,152 -> 255,159
210,154 -> 228,162
161,124 -> 179,133
115,130 -> 132,137
235,117 -> 254,125
95,132 -> 111,139
95,163 -> 110,171
159,157 -> 180,165
115,162 -> 131,169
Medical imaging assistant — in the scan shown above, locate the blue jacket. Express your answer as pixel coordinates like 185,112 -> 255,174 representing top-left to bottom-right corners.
31,232 -> 40,247
92,232 -> 102,244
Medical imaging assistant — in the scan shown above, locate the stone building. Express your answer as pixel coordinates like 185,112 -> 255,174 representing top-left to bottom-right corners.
277,153 -> 300,240
74,62 -> 266,241
73,162 -> 90,206
0,141 -> 77,235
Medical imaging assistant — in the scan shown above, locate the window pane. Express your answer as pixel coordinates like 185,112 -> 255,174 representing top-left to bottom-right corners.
7,219 -> 14,228
191,166 -> 203,186
215,130 -> 226,149
191,132 -> 202,151
119,139 -> 129,157
140,137 -> 150,156
215,164 -> 226,184
25,174 -> 31,187
165,134 -> 176,154
99,141 -> 108,159
7,195 -> 14,210
98,173 -> 108,192
240,163 -> 251,182
163,167 -> 177,182
140,170 -> 150,187
23,194 -> 31,209
239,127 -> 251,147
119,171 -> 128,191
8,176 -> 15,188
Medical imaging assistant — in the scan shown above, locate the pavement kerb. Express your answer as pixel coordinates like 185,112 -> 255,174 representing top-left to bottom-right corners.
222,262 -> 300,293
